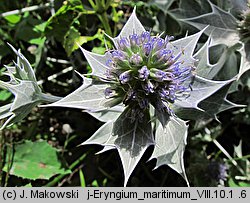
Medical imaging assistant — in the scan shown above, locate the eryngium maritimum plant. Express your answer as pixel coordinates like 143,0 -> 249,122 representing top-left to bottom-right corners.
44,8 -> 237,186
0,44 -> 60,130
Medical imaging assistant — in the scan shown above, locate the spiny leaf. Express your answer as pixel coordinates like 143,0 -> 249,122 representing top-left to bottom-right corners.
155,106 -> 170,127
150,117 -> 189,186
7,43 -> 37,82
0,80 -> 42,129
0,81 -> 41,112
170,0 -> 211,19
0,104 -> 12,120
109,7 -> 146,48
3,140 -> 71,180
215,47 -> 240,80
234,140 -> 244,158
173,75 -> 232,110
118,147 -> 148,186
179,1 -> 249,79
149,0 -> 175,12
238,42 -> 250,78
0,45 -> 42,129
44,76 -> 118,111
86,105 -> 124,122
182,1 -> 239,46
0,102 -> 40,130
171,28 -> 206,67
194,39 -> 228,79
174,80 -> 244,120
0,45 -> 59,129
114,7 -> 145,40
95,146 -> 115,155
79,46 -> 112,78
82,108 -> 154,186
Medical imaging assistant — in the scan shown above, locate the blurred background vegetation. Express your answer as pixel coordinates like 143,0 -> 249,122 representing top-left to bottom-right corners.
0,0 -> 249,187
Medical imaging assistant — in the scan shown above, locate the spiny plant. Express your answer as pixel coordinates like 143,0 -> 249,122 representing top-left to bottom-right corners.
175,0 -> 250,80
0,7 -> 243,186
43,8 -> 241,186
0,44 -> 60,130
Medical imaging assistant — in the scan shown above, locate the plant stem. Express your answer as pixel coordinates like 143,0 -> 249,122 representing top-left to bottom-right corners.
98,167 -> 115,181
88,0 -> 96,10
97,12 -> 112,36
213,139 -> 245,176
4,136 -> 13,187
39,93 -> 62,103
37,66 -> 74,85
0,3 -> 51,18
89,0 -> 112,36
105,0 -> 112,10
44,153 -> 87,187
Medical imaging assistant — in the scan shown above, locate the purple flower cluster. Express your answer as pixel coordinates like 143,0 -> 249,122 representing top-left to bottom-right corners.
208,161 -> 228,182
104,31 -> 195,116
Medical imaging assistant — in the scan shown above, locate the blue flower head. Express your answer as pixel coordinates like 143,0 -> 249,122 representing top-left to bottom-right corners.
102,30 -> 195,120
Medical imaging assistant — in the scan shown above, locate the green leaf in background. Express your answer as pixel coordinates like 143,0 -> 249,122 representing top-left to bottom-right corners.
24,183 -> 32,187
14,14 -> 43,42
63,27 -> 104,56
228,178 -> 250,187
91,180 -> 99,187
0,38 -> 11,60
44,0 -> 84,43
0,89 -> 12,101
92,46 -> 106,55
63,26 -> 87,56
3,140 -> 71,180
79,169 -> 86,187
4,14 -> 21,24
33,21 -> 47,33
